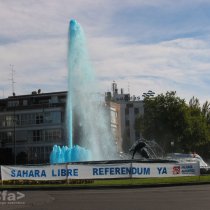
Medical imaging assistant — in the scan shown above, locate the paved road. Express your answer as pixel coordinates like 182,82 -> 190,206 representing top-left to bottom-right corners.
1,185 -> 210,210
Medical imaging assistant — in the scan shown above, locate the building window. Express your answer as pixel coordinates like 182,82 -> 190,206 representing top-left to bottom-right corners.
44,112 -> 51,123
44,111 -> 61,124
125,108 -> 129,115
110,110 -> 117,124
33,130 -> 43,142
29,146 -> 52,163
0,131 -> 13,144
0,115 -> 14,127
126,129 -> 130,138
134,108 -> 139,114
135,131 -> 140,140
5,115 -> 14,127
21,113 -> 35,125
16,131 -> 27,142
45,129 -> 62,142
23,100 -> 28,106
8,100 -> 19,107
0,132 -> 6,142
125,120 -> 130,127
51,111 -> 61,123
20,112 -> 61,125
16,114 -> 20,125
36,113 -> 44,124
126,104 -> 133,108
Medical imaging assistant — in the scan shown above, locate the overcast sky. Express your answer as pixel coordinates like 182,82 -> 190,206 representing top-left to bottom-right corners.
0,0 -> 210,103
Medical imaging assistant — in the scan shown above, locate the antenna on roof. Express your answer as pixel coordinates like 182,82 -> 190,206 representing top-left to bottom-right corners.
9,64 -> 16,96
2,88 -> 4,99
128,82 -> 130,94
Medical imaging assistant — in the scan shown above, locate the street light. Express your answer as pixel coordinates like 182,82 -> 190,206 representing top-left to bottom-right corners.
13,105 -> 16,165
171,141 -> 174,153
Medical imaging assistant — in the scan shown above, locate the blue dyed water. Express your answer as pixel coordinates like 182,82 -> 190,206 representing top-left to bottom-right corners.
50,19 -> 116,164
50,145 -> 91,163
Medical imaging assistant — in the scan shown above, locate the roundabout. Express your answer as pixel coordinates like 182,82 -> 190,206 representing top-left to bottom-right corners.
1,185 -> 210,210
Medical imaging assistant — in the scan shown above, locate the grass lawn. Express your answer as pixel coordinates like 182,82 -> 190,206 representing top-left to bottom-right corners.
1,175 -> 210,189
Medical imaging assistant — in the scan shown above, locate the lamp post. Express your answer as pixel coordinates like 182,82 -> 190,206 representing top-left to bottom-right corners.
34,152 -> 37,164
13,106 -> 16,165
171,141 -> 174,153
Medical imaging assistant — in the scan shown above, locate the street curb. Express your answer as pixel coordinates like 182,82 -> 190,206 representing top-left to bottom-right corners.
1,182 -> 210,191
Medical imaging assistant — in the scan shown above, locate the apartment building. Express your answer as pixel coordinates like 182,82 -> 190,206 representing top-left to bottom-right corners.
0,91 -> 67,164
106,82 -> 144,153
0,83 -> 145,164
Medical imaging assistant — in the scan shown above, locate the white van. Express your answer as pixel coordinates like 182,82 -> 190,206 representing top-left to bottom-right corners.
166,153 -> 209,172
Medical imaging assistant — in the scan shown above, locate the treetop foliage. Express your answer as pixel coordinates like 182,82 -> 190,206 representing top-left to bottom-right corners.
136,91 -> 210,158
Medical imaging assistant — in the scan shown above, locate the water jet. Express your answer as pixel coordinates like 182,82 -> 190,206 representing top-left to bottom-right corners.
50,19 -> 116,163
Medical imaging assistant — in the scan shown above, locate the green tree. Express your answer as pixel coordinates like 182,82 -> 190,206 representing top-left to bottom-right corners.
202,101 -> 210,124
184,98 -> 210,156
136,92 -> 210,157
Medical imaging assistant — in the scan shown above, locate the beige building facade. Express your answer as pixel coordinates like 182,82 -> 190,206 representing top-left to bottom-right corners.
106,82 -> 144,153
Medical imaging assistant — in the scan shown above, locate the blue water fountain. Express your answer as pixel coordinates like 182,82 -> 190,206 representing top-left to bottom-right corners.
50,19 -> 116,164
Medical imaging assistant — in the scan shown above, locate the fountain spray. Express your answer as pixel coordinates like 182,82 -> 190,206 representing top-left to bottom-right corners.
50,19 -> 117,163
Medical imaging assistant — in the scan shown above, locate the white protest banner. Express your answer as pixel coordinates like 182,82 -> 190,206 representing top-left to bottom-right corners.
132,162 -> 200,178
67,163 -> 132,179
1,162 -> 200,181
1,164 -> 68,181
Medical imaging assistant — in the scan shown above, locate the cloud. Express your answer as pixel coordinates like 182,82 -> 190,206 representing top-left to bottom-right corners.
88,36 -> 210,102
0,37 -> 67,95
0,0 -> 210,104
